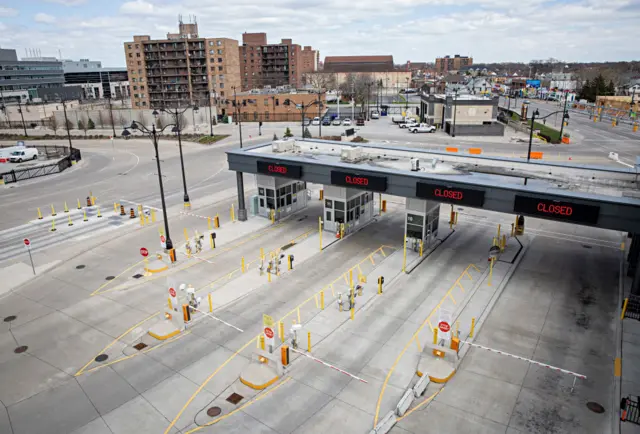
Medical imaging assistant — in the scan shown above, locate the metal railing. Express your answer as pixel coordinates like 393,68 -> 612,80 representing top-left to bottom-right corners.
0,148 -> 81,184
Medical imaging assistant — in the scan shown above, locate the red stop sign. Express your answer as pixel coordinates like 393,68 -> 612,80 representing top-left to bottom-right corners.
438,321 -> 451,333
169,287 -> 176,298
264,327 -> 274,339
23,238 -> 30,246
140,247 -> 149,257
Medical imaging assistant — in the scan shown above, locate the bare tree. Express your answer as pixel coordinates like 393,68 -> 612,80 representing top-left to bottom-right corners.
137,111 -> 147,126
302,72 -> 338,91
50,115 -> 59,136
97,110 -> 105,128
118,112 -> 127,128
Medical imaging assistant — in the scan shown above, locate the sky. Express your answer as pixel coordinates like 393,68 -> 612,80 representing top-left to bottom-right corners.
0,0 -> 638,68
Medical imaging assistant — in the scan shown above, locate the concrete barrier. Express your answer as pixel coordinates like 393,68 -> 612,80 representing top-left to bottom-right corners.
413,373 -> 430,397
468,148 -> 482,155
371,411 -> 396,434
395,389 -> 415,417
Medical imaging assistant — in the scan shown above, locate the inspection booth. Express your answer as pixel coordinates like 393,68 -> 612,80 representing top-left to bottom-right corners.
405,198 -> 441,252
255,173 -> 308,220
322,185 -> 375,236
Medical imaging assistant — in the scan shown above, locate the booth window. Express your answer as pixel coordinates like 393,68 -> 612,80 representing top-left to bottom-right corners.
259,187 -> 264,195
325,199 -> 332,209
266,189 -> 274,198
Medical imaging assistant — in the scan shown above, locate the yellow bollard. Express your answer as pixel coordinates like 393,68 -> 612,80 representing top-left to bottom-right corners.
145,213 -> 150,225
455,321 -> 459,338
287,255 -> 292,270
382,199 -> 387,212
209,234 -> 214,250
497,224 -> 501,239
378,276 -> 383,294
83,210 -> 88,222
114,202 -> 118,214
308,332 -> 312,352
419,239 -> 423,257
64,202 -> 69,213
470,318 -> 476,337
68,214 -> 73,226
402,235 -> 407,272
208,293 -> 213,313
350,307 -> 354,321
260,247 -> 265,261
77,198 -> 82,210
168,297 -> 172,310
230,204 -> 235,222
319,217 -> 323,251
320,291 -> 325,310
37,208 -> 43,220
621,298 -> 630,320
50,218 -> 56,232
279,321 -> 284,343
502,234 -> 506,251
268,270 -> 272,282
214,214 -> 220,228
139,212 -> 145,227
151,209 -> 156,222
433,327 -> 438,344
91,196 -> 96,206
97,207 -> 102,218
241,257 -> 246,273
454,212 -> 458,225
270,209 -> 275,224
319,189 -> 324,200
184,228 -> 189,242
260,335 -> 265,350
51,204 -> 57,217
207,217 -> 212,231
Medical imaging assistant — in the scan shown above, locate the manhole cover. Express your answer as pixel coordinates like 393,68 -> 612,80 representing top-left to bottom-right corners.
105,276 -> 115,281
76,265 -> 86,269
132,274 -> 144,279
3,315 -> 16,322
14,346 -> 28,354
95,354 -> 109,363
133,342 -> 148,351
226,392 -> 243,405
587,402 -> 605,413
582,245 -> 593,249
206,407 -> 222,418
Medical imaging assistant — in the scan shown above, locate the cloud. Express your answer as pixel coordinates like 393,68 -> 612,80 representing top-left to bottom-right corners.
0,6 -> 18,17
35,13 -> 57,24
44,0 -> 87,5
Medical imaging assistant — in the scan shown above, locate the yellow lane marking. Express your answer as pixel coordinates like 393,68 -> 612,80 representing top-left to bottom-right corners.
373,263 -> 479,426
75,312 -> 160,376
396,388 -> 443,422
164,245 -> 394,434
90,259 -> 146,296
615,357 -> 622,377
184,377 -> 292,434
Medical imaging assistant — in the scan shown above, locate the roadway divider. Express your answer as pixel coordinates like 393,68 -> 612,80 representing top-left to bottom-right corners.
445,147 -> 458,153
529,151 -> 543,159
468,148 -> 482,155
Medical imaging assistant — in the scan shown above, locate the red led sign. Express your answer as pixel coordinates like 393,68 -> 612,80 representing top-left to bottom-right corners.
416,182 -> 485,207
331,171 -> 387,192
513,195 -> 599,224
267,164 -> 288,174
345,175 -> 369,186
257,160 -> 302,179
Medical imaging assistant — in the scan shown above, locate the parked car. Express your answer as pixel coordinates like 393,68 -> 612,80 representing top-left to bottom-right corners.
312,117 -> 320,125
356,118 -> 365,126
332,118 -> 341,126
399,119 -> 418,128
408,124 -> 436,134
9,148 -> 38,163
322,117 -> 332,126
391,115 -> 406,124
343,118 -> 352,126
371,111 -> 380,119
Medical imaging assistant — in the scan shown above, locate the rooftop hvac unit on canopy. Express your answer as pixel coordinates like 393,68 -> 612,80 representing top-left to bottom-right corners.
340,146 -> 364,163
272,139 -> 295,153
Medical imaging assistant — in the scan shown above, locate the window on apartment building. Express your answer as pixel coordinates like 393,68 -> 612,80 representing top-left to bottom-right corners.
133,85 -> 138,90
136,53 -> 140,58
128,44 -> 132,49
140,77 -> 144,82
137,61 -> 141,65
217,40 -> 222,46
220,83 -> 224,88
218,58 -> 222,63
209,41 -> 214,46
275,98 -> 279,106
264,98 -> 268,106
132,78 -> 137,82
142,101 -> 146,106
138,69 -> 142,74
129,53 -> 133,58
210,50 -> 215,54
141,86 -> 145,90
135,44 -> 139,49
217,49 -> 223,55
220,91 -> 224,96
219,74 -> 224,80
218,66 -> 223,71
135,102 -> 140,106
250,46 -> 253,51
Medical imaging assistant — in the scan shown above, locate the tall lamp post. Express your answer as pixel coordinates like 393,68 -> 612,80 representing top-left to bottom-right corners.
524,108 -> 570,185
231,86 -> 247,221
451,89 -> 459,137
16,100 -> 28,136
159,106 -> 197,208
292,99 -> 319,138
559,90 -> 569,139
122,121 -> 175,250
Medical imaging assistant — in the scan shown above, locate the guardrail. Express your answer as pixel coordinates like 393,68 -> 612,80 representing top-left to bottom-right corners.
0,143 -> 70,159
0,148 -> 81,184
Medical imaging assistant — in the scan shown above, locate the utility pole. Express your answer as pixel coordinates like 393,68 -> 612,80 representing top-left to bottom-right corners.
17,100 -> 28,136
452,90 -> 458,137
559,90 -> 568,138
107,96 -> 116,138
318,90 -> 322,137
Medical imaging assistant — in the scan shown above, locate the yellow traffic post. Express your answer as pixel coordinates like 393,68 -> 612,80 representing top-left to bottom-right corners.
97,207 -> 102,218
287,255 -> 292,270
319,189 -> 324,200
83,210 -> 88,222
297,307 -> 301,324
260,335 -> 265,350
455,321 -> 459,338
454,212 -> 458,225
433,327 -> 438,344
168,297 -> 172,310
214,214 -> 220,228
230,204 -> 235,222
139,211 -> 145,227
64,202 -> 69,213
470,318 -> 476,337
183,228 -> 189,242
502,234 -> 506,252
91,196 -> 96,206
207,217 -> 212,231
67,214 -> 73,226
488,258 -> 495,286
151,209 -> 156,222
307,332 -> 312,352
242,257 -> 246,273
382,199 -> 387,212
50,218 -> 56,232
209,233 -> 214,250
340,223 -> 345,239
621,298 -> 629,320
419,239 -> 423,257
318,217 -> 323,251
260,248 -> 265,262
51,204 -> 56,217
208,293 -> 213,313
320,290 -> 325,310
268,269 -> 272,282
350,306 -> 354,321
37,208 -> 43,220
270,209 -> 275,224
378,277 -> 383,294
497,224 -> 501,239
77,198 -> 82,209
279,321 -> 284,343
402,235 -> 407,272
113,202 -> 118,214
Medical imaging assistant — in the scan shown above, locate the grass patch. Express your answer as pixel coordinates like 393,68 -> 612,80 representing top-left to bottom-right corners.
352,136 -> 369,143
507,110 -> 561,143
196,135 -> 230,144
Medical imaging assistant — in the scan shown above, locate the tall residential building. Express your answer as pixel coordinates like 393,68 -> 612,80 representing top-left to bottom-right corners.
435,55 -> 473,74
124,20 -> 240,110
239,32 -> 317,91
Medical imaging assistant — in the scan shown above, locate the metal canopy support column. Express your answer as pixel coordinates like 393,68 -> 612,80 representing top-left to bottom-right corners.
628,234 -> 640,277
236,171 -> 247,221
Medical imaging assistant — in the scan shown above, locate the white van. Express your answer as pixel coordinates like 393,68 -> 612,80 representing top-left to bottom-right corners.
9,148 -> 38,163
312,117 -> 320,126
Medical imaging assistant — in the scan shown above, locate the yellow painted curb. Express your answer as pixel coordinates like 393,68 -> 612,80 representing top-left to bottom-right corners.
148,329 -> 181,341
429,369 -> 456,384
416,370 -> 423,377
239,374 -> 279,390
144,265 -> 169,273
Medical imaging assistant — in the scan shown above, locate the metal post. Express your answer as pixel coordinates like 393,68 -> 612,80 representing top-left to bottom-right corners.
17,100 -> 28,136
107,97 -> 116,138
152,125 -> 173,250
62,100 -> 72,151
559,92 -> 568,138
318,92 -> 322,137
236,171 -> 247,221
452,90 -> 458,137
27,246 -> 35,275
208,95 -> 213,136
527,110 -> 536,163
176,114 -> 190,206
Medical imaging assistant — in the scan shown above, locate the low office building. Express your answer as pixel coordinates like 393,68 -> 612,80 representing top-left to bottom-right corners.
63,59 -> 129,100
420,94 -> 504,136
320,55 -> 411,91
223,88 -> 326,122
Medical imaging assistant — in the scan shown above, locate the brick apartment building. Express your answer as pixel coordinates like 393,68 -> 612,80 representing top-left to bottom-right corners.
224,89 -> 326,122
123,20 -> 240,110
435,55 -> 473,74
239,32 -> 318,91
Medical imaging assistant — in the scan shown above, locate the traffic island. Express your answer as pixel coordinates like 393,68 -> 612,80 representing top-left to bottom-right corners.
416,341 -> 458,383
147,321 -> 181,341
239,348 -> 283,390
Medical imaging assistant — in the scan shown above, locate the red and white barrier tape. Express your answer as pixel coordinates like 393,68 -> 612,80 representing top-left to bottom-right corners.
180,211 -> 211,220
290,347 -> 368,383
461,340 -> 587,379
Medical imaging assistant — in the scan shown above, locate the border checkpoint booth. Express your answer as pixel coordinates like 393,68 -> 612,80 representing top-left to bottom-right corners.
405,198 -> 440,252
322,185 -> 374,237
255,174 -> 308,221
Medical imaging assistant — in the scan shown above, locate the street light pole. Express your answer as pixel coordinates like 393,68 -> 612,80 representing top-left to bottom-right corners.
160,106 -> 194,208
107,97 -> 116,138
318,90 -> 322,137
452,90 -> 458,137
17,100 -> 28,136
559,91 -> 568,138
61,99 -> 72,151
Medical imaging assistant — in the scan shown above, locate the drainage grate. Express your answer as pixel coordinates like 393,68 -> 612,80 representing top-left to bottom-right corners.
297,216 -> 308,221
206,407 -> 222,418
105,276 -> 115,281
226,393 -> 243,405
281,242 -> 295,251
14,346 -> 28,354
587,401 -> 605,414
95,354 -> 109,363
3,315 -> 16,323
133,342 -> 148,351
76,265 -> 86,269
132,274 -> 144,279
582,244 -> 593,249
622,397 -> 640,424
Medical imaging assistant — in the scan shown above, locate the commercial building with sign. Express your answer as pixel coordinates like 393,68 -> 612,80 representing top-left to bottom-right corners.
419,94 -> 504,136
224,88 -> 326,122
